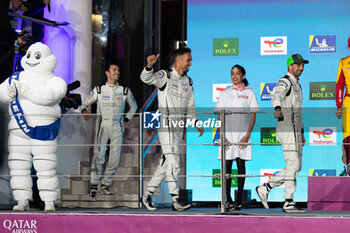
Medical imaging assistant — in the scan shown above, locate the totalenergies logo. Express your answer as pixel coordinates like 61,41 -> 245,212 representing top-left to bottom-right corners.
313,128 -> 333,139
264,38 -> 283,48
264,171 -> 280,180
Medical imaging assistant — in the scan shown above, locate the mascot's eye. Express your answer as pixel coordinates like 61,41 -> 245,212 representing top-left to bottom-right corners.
34,52 -> 41,60
27,51 -> 31,59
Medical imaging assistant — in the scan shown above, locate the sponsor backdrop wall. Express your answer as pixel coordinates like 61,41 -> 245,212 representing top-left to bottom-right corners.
186,0 -> 350,202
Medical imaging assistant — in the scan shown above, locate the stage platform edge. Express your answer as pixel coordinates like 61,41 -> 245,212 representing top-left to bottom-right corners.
1,209 -> 350,233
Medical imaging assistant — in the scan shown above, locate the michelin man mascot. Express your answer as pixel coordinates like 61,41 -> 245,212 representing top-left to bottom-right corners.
0,42 -> 67,211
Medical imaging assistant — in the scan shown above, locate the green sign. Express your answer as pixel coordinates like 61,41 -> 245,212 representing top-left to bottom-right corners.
212,169 -> 238,187
260,127 -> 280,146
309,82 -> 336,100
213,38 -> 239,56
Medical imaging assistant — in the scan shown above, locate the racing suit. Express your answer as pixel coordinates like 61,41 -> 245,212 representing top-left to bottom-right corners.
140,67 -> 197,196
336,56 -> 350,166
269,72 -> 304,199
81,83 -> 137,187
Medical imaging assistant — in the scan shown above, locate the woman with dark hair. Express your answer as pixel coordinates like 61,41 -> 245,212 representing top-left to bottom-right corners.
215,64 -> 259,210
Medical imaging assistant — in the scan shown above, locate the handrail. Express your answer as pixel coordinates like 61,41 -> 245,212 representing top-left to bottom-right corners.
143,133 -> 158,157
8,11 -> 69,27
139,88 -> 158,113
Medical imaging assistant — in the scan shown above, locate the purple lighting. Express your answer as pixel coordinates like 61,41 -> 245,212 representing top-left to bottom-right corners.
44,5 -> 75,85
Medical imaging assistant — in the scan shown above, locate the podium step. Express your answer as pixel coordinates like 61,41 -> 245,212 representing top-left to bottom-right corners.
67,180 -> 139,195
61,194 -> 140,208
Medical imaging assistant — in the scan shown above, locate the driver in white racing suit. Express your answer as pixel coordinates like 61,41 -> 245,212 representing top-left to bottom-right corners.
256,54 -> 308,213
81,62 -> 137,201
140,47 -> 203,211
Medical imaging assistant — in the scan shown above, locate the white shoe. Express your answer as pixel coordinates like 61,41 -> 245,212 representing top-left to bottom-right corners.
141,194 -> 156,211
100,185 -> 113,195
256,185 -> 269,209
283,201 -> 307,213
172,198 -> 191,211
44,201 -> 56,212
13,200 -> 30,212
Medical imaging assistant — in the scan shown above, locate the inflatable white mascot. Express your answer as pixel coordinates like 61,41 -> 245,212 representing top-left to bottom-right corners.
0,42 -> 67,211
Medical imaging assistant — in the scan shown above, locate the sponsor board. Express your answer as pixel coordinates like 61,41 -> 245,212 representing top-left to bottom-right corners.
309,127 -> 337,146
212,84 -> 231,102
213,169 -> 238,187
213,38 -> 239,56
260,83 -> 276,101
260,169 -> 284,188
260,36 -> 287,55
309,82 -> 336,100
309,169 -> 337,176
260,127 -> 280,146
309,35 -> 336,53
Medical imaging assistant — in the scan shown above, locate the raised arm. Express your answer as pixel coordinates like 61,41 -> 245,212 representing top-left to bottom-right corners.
140,54 -> 168,88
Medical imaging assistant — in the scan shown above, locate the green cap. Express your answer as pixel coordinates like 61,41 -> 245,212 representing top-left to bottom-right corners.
286,54 -> 309,66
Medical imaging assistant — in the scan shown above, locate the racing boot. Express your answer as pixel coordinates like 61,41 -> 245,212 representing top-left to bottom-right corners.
89,185 -> 98,201
283,200 -> 307,213
100,185 -> 113,195
172,197 -> 191,211
256,183 -> 271,209
141,192 -> 156,211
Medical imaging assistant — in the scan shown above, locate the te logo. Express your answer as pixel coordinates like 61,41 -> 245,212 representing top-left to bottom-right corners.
313,128 -> 333,139
264,38 -> 283,48
264,171 -> 280,180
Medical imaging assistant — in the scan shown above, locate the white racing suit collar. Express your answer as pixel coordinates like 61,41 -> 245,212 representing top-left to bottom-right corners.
106,82 -> 119,89
170,67 -> 182,79
286,72 -> 299,83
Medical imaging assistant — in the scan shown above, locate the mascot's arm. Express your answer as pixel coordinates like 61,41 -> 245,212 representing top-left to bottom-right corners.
0,78 -> 17,104
28,77 -> 67,106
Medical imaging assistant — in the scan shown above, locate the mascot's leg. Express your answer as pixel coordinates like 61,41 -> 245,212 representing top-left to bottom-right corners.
32,139 -> 58,212
8,129 -> 32,211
